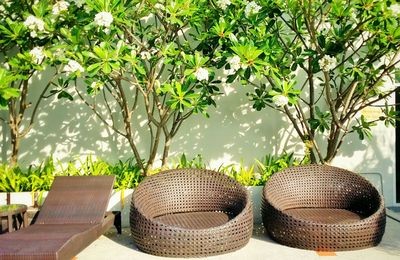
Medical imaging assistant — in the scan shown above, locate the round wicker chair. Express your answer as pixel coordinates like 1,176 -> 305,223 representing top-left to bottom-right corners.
262,164 -> 386,251
130,169 -> 253,257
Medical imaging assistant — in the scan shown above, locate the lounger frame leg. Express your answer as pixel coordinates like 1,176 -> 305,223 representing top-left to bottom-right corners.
112,211 -> 122,234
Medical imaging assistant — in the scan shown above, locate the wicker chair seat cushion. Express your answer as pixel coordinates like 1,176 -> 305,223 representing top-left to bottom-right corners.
130,169 -> 253,257
262,165 -> 386,251
284,208 -> 364,224
154,211 -> 232,229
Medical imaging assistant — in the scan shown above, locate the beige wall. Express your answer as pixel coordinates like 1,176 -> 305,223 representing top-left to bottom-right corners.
0,71 -> 397,206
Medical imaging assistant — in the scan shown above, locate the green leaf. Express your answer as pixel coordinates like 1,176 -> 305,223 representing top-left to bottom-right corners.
0,88 -> 20,99
57,91 -> 73,101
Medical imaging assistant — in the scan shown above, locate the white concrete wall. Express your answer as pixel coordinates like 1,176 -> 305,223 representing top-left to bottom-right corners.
0,70 -> 397,206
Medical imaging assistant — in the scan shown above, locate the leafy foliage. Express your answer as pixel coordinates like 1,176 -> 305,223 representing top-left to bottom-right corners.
49,0 -> 228,174
215,0 -> 400,163
0,152 -> 306,192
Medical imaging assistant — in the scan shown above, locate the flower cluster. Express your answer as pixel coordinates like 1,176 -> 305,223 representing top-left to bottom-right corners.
73,0 -> 85,8
226,55 -> 242,74
272,95 -> 289,107
194,67 -> 209,81
154,3 -> 164,10
140,51 -> 151,60
391,3 -> 400,16
64,60 -> 84,75
90,81 -> 104,93
318,55 -> 337,72
0,1 -> 11,16
216,0 -> 232,10
244,1 -> 261,17
94,12 -> 114,28
29,47 -> 46,64
253,172 -> 262,180
52,1 -> 69,15
23,15 -> 46,38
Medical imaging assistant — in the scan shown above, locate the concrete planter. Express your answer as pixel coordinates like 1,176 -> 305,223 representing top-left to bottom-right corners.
0,191 -> 43,206
1,186 -> 263,228
246,185 -> 263,225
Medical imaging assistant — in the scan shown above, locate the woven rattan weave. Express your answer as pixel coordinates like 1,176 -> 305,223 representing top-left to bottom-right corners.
262,164 -> 386,251
130,169 -> 253,257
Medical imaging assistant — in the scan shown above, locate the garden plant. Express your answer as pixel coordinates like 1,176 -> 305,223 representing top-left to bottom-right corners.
1,0 -> 399,177
0,152 -> 303,192
215,0 -> 400,163
0,0 -> 73,165
55,0 -> 227,175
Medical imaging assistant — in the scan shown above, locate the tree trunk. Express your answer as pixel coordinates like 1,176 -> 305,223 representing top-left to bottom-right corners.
161,136 -> 172,166
10,128 -> 19,167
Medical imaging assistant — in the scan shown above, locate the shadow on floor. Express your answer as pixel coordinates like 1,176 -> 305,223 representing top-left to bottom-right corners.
103,218 -> 400,258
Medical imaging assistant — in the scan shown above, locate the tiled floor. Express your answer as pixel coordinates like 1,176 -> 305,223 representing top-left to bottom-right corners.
77,217 -> 400,260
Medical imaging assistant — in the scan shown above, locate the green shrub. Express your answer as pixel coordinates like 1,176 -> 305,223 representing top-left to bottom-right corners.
0,152 -> 306,192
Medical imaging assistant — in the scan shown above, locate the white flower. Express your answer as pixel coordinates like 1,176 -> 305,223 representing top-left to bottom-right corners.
84,5 -> 92,13
64,59 -> 84,75
318,55 -> 337,72
53,48 -> 66,60
30,47 -> 46,64
154,3 -> 164,10
94,12 -> 114,28
390,3 -> 400,16
245,1 -> 261,17
140,51 -> 151,60
150,48 -> 159,55
272,95 -> 289,107
227,55 -> 241,71
254,172 -> 262,180
52,1 -> 69,15
216,0 -> 231,10
319,21 -> 332,31
24,16 -> 45,37
224,68 -> 236,75
194,67 -> 209,81
73,0 -> 85,8
90,81 -> 104,92
229,33 -> 238,43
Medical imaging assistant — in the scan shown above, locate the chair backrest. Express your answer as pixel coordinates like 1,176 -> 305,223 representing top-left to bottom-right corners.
36,176 -> 115,224
133,169 -> 249,218
264,165 -> 382,214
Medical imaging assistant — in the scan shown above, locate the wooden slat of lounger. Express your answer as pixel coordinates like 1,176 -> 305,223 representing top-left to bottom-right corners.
36,176 -> 115,225
0,224 -> 99,260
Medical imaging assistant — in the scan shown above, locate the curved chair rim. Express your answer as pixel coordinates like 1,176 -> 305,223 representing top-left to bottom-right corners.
132,168 -> 252,231
263,164 -> 385,225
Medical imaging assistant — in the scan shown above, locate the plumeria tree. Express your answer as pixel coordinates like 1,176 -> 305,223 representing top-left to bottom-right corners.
215,0 -> 400,163
0,0 -> 73,165
58,0 -> 224,175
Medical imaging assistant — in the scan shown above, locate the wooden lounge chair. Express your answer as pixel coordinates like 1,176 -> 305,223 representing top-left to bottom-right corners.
0,176 -> 119,260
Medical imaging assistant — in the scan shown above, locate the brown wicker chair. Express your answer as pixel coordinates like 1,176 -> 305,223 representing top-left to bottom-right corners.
262,164 -> 386,251
0,176 -> 117,260
130,169 -> 253,257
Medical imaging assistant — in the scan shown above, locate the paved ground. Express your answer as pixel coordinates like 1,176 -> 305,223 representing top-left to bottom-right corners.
77,216 -> 400,260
